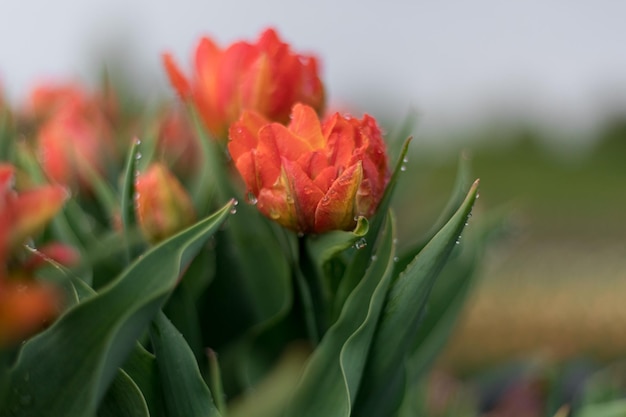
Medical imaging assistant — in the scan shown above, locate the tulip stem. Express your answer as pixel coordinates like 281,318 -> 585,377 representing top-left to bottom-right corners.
296,236 -> 330,344
294,267 -> 320,345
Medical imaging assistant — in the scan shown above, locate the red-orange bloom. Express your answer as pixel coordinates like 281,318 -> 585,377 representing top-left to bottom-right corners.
135,163 -> 196,243
163,28 -> 325,139
36,103 -> 114,192
0,164 -> 69,346
228,104 -> 390,234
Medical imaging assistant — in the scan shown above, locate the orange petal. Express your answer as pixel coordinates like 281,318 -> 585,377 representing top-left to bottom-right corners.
314,162 -> 362,233
10,185 -> 68,249
282,159 -> 324,232
163,53 -> 192,100
288,103 -> 326,149
0,281 -> 61,346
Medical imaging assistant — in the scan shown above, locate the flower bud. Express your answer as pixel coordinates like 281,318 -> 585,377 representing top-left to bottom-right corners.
228,104 -> 390,234
163,28 -> 325,139
135,163 -> 196,243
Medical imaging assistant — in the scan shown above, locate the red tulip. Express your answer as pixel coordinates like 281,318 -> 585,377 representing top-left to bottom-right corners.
228,103 -> 390,234
135,163 -> 196,243
163,28 -> 325,139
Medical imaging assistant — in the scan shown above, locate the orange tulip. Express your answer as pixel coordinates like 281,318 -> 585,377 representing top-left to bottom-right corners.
0,164 -> 70,346
36,104 -> 114,192
163,28 -> 325,139
228,104 -> 390,234
135,163 -> 196,243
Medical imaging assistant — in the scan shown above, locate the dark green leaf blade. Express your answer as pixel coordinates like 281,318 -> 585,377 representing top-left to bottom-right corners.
353,179 -> 480,417
1,201 -> 234,417
285,212 -> 396,417
150,311 -> 223,417
98,369 -> 150,417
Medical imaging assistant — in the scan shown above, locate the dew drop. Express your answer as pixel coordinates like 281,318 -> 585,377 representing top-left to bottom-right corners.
400,165 -> 407,172
135,138 -> 142,146
246,191 -> 258,205
354,238 -> 367,250
475,192 -> 480,199
135,152 -> 142,160
393,256 -> 399,263
403,156 -> 409,163
371,255 -> 378,261
270,211 -> 280,220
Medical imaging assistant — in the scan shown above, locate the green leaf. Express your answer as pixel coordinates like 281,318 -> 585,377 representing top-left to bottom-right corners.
98,369 -> 149,417
285,212 -> 396,417
578,400 -> 626,417
122,344 -> 164,417
394,151 -> 472,275
353,179 -> 480,417
305,216 -> 369,270
1,201 -> 234,417
150,311 -> 223,417
333,137 -> 412,320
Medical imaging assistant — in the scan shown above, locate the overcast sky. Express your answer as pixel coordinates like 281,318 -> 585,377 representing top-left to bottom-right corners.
2,0 -> 625,136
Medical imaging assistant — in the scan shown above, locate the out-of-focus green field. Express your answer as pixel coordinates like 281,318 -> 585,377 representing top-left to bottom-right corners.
392,116 -> 626,372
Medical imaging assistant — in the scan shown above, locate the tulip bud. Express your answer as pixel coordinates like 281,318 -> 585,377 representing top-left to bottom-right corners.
228,103 -> 390,234
163,28 -> 325,139
135,163 -> 196,243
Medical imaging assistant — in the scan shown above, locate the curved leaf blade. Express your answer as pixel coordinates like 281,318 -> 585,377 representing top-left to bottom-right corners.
285,212 -> 396,417
150,312 -> 223,417
1,201 -> 234,417
353,179 -> 480,417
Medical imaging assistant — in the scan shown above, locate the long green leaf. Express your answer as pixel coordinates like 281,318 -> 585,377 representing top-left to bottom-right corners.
150,311 -> 223,417
98,369 -> 150,417
285,212 -> 396,417
394,151 -> 472,276
333,137 -> 412,320
353,179 -> 480,417
1,201 -> 234,417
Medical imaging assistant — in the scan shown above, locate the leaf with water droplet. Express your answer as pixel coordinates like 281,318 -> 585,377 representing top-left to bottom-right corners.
353,180 -> 479,417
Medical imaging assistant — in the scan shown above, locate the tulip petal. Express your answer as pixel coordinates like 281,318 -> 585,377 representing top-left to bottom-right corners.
257,169 -> 298,231
314,162 -> 363,233
10,186 -> 68,249
162,53 -> 192,100
282,159 -> 325,232
288,103 -> 326,149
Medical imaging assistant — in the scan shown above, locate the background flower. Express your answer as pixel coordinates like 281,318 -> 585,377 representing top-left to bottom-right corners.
163,28 -> 325,139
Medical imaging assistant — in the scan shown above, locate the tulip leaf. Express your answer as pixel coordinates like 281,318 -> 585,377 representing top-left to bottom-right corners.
122,344 -> 164,417
1,200 -> 234,417
203,201 -> 291,343
352,179 -> 479,417
98,369 -> 150,417
305,216 -> 369,269
150,311 -> 223,417
285,212 -> 396,417
333,137 -> 411,319
394,151 -> 473,275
